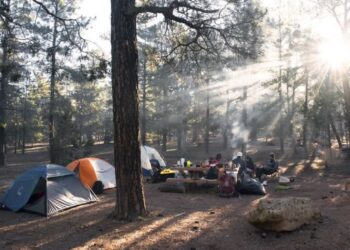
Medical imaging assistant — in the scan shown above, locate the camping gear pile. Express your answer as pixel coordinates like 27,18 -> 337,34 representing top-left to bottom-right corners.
236,172 -> 266,195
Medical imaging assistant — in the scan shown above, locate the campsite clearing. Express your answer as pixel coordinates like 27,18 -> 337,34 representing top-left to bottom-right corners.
0,143 -> 350,250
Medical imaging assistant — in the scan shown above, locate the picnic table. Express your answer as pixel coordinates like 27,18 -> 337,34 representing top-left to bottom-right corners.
166,177 -> 218,185
166,167 -> 238,187
170,167 -> 208,179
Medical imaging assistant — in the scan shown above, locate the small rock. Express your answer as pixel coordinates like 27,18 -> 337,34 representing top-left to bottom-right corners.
194,221 -> 199,224
310,232 -> 316,239
210,211 -> 215,215
157,213 -> 164,217
321,196 -> 328,199
261,232 -> 267,238
192,226 -> 199,231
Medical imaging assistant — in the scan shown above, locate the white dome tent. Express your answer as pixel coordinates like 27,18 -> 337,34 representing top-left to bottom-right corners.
140,145 -> 166,177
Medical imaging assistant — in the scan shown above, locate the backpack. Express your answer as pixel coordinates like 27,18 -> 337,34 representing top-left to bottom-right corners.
237,172 -> 266,195
218,174 -> 237,197
92,180 -> 104,194
206,166 -> 218,179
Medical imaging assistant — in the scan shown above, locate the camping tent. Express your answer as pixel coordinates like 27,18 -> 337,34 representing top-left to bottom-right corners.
142,145 -> 166,167
67,158 -> 116,189
0,164 -> 97,216
140,145 -> 166,177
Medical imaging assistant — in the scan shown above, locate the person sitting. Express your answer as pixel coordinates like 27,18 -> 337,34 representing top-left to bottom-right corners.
255,153 -> 278,183
150,158 -> 162,183
245,155 -> 256,177
206,164 -> 219,179
215,153 -> 222,163
233,152 -> 246,177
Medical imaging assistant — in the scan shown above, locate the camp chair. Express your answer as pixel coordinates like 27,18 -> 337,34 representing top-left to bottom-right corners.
261,162 -> 280,181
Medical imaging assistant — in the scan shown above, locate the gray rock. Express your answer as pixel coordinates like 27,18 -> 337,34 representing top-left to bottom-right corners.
246,197 -> 321,232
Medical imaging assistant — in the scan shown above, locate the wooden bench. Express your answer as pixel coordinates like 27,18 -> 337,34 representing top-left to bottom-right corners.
166,178 -> 218,185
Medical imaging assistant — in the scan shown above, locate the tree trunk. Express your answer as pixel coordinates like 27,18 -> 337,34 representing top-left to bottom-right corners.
182,119 -> 187,151
14,114 -> 18,154
343,79 -> 350,141
241,86 -> 247,154
177,125 -> 183,152
161,87 -> 168,152
278,17 -> 284,153
327,123 -> 332,148
205,77 -> 209,154
223,90 -> 231,150
192,126 -> 198,144
141,56 -> 147,145
111,0 -> 147,220
49,1 -> 58,163
22,92 -> 27,154
290,81 -> 297,154
0,5 -> 10,167
161,128 -> 167,152
303,70 -> 309,155
329,114 -> 342,149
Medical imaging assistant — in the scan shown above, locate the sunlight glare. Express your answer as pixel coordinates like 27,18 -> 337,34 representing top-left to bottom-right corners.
318,39 -> 350,70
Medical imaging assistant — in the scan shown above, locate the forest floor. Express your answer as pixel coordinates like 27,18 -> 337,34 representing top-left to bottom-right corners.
0,141 -> 350,250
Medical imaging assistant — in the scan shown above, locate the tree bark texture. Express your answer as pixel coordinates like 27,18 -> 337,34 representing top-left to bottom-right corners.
111,0 -> 147,220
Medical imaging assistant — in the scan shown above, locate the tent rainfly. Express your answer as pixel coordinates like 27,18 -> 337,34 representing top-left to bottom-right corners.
67,158 -> 116,189
0,164 -> 97,216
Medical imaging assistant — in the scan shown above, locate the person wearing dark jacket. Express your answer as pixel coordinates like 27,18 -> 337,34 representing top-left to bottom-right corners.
255,153 -> 278,182
233,152 -> 246,178
245,155 -> 256,177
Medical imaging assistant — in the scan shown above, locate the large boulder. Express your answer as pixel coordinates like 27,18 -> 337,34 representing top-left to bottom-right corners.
246,197 -> 321,232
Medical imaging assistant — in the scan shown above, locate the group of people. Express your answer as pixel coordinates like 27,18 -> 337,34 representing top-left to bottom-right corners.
232,151 -> 278,185
203,151 -> 278,184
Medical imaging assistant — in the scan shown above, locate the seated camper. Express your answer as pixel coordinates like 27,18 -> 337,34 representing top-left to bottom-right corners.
255,153 -> 278,183
150,158 -> 162,183
245,155 -> 256,177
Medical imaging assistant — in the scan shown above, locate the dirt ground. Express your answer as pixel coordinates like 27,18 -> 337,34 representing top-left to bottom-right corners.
0,143 -> 350,250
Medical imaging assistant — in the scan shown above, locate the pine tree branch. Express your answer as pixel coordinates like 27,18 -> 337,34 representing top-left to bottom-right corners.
31,0 -> 87,52
32,0 -> 75,22
128,1 -> 218,16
